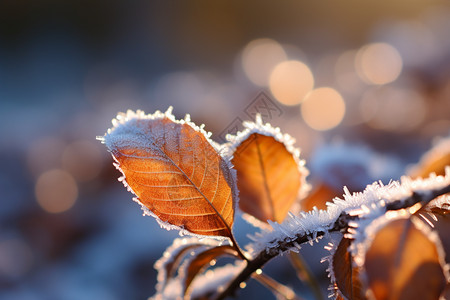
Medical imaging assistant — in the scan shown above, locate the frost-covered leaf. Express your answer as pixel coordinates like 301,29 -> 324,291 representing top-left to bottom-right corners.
248,169 -> 450,257
154,237 -> 222,294
100,108 -> 238,239
362,217 -> 446,300
409,136 -> 450,178
152,262 -> 245,300
182,245 -> 239,297
226,115 -> 309,223
332,237 -> 365,300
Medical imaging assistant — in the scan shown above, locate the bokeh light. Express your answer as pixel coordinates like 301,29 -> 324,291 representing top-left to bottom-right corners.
241,38 -> 287,86
360,87 -> 427,132
335,50 -> 365,94
269,60 -> 314,106
355,43 -> 403,85
301,87 -> 346,131
27,137 -> 66,178
0,238 -> 33,280
35,169 -> 78,213
62,140 -> 103,182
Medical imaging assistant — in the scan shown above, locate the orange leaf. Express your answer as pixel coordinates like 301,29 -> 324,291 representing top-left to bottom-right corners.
301,183 -> 339,211
227,117 -> 309,223
157,242 -> 205,291
101,108 -> 237,239
182,245 -> 239,297
332,238 -> 365,300
364,218 -> 446,300
409,137 -> 450,178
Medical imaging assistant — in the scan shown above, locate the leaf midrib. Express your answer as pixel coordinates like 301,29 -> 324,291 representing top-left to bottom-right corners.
154,125 -> 232,236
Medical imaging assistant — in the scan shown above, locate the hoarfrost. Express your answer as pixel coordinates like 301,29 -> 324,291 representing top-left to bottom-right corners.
97,107 -> 239,241
247,167 -> 450,256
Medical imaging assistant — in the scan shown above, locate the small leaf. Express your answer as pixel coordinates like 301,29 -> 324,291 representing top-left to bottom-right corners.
418,199 -> 450,264
227,116 -> 309,223
409,137 -> 450,178
364,218 -> 446,300
332,238 -> 365,300
155,238 -> 210,293
101,109 -> 237,239
182,245 -> 239,297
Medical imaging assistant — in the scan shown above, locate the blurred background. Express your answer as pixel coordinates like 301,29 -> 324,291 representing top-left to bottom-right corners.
1,0 -> 450,299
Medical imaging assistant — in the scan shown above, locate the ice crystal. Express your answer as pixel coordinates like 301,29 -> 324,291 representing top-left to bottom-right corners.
247,168 -> 450,256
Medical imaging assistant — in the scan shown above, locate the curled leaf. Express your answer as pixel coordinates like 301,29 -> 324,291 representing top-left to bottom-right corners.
154,237 -> 222,294
363,218 -> 446,300
182,245 -> 239,298
100,108 -> 237,239
226,115 -> 309,223
332,238 -> 365,300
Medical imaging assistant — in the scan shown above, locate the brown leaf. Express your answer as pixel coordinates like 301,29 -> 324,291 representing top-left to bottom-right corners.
161,243 -> 204,287
364,218 -> 446,300
417,204 -> 450,265
301,183 -> 338,211
183,245 -> 239,297
103,109 -> 237,238
232,132 -> 304,223
332,237 -> 365,300
409,138 -> 450,178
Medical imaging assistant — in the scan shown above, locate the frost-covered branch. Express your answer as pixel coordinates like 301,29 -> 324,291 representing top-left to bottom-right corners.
215,171 -> 450,300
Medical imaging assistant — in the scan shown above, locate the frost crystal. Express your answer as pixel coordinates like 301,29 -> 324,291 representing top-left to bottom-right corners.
247,168 -> 450,256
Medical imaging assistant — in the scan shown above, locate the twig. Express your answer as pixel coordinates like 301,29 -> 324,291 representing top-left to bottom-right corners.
214,184 -> 450,300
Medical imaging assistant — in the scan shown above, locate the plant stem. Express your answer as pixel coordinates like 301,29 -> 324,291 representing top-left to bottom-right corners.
214,183 -> 450,300
252,272 -> 304,300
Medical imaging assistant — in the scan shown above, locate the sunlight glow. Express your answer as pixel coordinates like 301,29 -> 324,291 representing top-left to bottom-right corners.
241,38 -> 287,86
355,43 -> 403,85
35,169 -> 78,213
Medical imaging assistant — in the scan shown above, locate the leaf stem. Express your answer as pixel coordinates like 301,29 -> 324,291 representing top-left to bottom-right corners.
252,272 -> 304,300
214,183 -> 450,300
